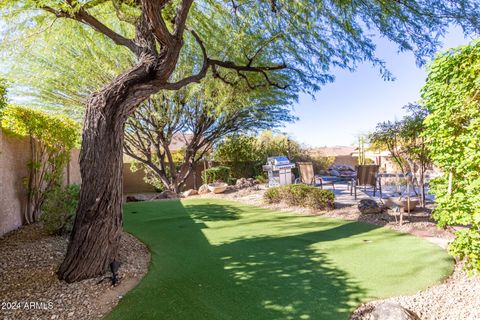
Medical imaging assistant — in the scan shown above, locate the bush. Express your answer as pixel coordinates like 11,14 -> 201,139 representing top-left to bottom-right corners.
41,184 -> 80,235
202,166 -> 231,184
264,187 -> 281,203
255,174 -> 267,184
263,185 -> 335,211
283,184 -> 311,206
305,188 -> 335,210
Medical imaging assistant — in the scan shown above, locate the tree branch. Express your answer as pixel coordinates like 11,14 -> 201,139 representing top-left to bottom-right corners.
162,30 -> 209,90
141,0 -> 174,47
163,30 -> 287,90
173,0 -> 194,38
41,5 -> 139,54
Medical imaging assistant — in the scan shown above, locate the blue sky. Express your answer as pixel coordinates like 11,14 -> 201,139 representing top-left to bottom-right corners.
283,26 -> 474,148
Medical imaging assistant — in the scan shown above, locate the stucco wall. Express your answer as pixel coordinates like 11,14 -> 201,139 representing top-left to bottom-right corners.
0,130 -> 31,236
0,130 -> 81,237
63,149 -> 81,186
123,161 -> 206,193
123,163 -> 156,193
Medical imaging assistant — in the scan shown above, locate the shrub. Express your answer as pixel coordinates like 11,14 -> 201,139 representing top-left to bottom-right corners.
305,188 -> 335,210
422,40 -> 480,273
264,187 -> 281,203
283,184 -> 311,206
263,184 -> 335,211
41,184 -> 80,235
255,174 -> 267,184
202,166 -> 231,184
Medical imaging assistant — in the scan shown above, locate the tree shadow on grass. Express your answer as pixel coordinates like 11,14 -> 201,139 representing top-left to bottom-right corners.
113,200 -> 375,320
214,223 -> 377,320
186,203 -> 241,221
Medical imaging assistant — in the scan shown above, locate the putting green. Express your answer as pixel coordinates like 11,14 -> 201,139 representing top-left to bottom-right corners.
106,199 -> 453,320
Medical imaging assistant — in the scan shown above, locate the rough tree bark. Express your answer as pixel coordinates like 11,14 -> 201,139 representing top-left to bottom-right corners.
58,95 -> 125,282
58,60 -> 167,282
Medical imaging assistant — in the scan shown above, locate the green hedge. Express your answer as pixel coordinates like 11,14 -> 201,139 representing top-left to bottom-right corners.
264,185 -> 334,210
202,166 -> 231,184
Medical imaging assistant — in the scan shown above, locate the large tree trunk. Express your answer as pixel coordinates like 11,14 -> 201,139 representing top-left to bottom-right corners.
58,90 -> 129,282
57,51 -> 177,282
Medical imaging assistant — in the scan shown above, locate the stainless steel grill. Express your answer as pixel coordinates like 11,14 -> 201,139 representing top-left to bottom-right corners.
262,156 -> 295,187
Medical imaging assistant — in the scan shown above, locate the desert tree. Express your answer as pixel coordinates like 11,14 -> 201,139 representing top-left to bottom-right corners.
400,103 -> 431,206
369,103 -> 431,206
369,120 -> 406,173
1,0 -> 479,282
124,79 -> 295,193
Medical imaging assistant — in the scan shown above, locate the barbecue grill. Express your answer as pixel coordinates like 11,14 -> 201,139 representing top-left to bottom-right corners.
262,156 -> 295,187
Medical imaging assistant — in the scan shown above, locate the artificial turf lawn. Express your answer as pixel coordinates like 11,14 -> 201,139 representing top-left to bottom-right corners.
106,199 -> 453,320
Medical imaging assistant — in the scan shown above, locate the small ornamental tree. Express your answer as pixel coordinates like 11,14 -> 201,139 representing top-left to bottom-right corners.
2,0 -> 479,282
368,103 -> 432,206
422,40 -> 480,273
400,104 -> 431,206
0,105 -> 80,223
124,79 -> 294,193
369,120 -> 406,173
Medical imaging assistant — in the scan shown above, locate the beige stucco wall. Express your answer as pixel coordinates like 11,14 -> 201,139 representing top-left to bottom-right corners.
123,163 -> 156,193
0,129 -> 82,236
63,149 -> 81,186
0,130 -> 30,236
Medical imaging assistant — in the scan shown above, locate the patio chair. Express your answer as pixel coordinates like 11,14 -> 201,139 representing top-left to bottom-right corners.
351,165 -> 382,199
296,162 -> 335,190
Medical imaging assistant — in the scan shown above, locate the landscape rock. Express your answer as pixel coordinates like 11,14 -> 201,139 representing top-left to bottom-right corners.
159,190 -> 179,199
183,189 -> 198,197
235,177 -> 257,189
369,302 -> 421,320
358,199 -> 382,214
198,184 -> 210,194
153,192 -> 167,200
125,195 -> 146,202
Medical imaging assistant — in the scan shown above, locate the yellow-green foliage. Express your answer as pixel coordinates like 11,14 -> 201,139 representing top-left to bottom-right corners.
1,105 -> 79,151
1,105 -> 80,222
0,78 -> 7,112
422,40 -> 480,273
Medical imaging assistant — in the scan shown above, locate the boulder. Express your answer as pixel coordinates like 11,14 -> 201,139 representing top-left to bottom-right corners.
125,195 -> 145,202
183,189 -> 198,197
163,190 -> 179,199
153,192 -> 167,200
153,190 -> 179,199
198,184 -> 210,195
369,302 -> 420,320
235,177 -> 256,189
358,199 -> 382,214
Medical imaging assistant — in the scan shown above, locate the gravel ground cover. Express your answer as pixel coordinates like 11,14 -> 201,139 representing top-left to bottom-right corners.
0,224 -> 149,320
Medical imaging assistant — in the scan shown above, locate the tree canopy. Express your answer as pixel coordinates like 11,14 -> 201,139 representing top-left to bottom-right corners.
3,0 -> 480,104
422,39 -> 480,273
